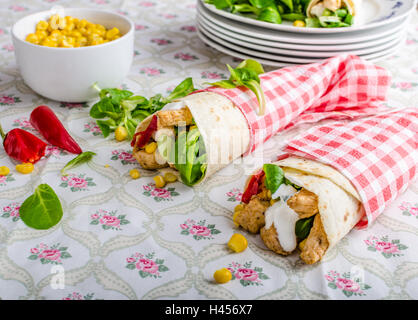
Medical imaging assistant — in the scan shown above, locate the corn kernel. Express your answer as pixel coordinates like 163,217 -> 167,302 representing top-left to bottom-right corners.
89,37 -> 104,46
115,126 -> 128,141
77,19 -> 88,29
0,166 -> 10,176
293,20 -> 306,27
145,142 -> 157,154
227,233 -> 248,253
189,125 -> 197,131
213,268 -> 232,284
153,175 -> 166,188
60,36 -> 76,48
163,172 -> 178,183
70,30 -> 82,38
77,37 -> 88,47
25,33 -> 39,44
298,239 -> 307,251
232,211 -> 241,227
36,20 -> 49,31
15,163 -> 34,174
105,27 -> 120,40
35,30 -> 48,41
234,204 -> 244,213
129,169 -> 141,180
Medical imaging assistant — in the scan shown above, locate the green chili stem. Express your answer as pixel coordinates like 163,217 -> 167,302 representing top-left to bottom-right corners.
0,123 -> 6,140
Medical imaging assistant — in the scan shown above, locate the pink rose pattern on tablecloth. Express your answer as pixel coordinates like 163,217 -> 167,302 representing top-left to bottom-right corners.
111,149 -> 136,165
60,174 -> 96,192
399,202 -> 418,218
62,292 -> 96,300
125,252 -> 169,279
365,235 -> 408,258
325,270 -> 371,297
90,209 -> 130,231
12,117 -> 35,131
227,262 -> 269,287
151,38 -> 172,46
1,202 -> 20,222
140,67 -> 165,76
83,121 -> 102,136
142,183 -> 179,202
226,188 -> 243,202
174,52 -> 198,61
60,102 -> 89,109
179,219 -> 221,240
201,71 -> 226,80
0,174 -> 15,186
0,94 -> 20,105
45,145 -> 67,158
28,243 -> 71,265
391,81 -> 418,91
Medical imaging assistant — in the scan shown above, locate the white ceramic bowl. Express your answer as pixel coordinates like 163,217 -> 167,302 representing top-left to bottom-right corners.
11,8 -> 134,102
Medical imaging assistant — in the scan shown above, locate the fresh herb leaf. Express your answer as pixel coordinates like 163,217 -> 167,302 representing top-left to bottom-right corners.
278,0 -> 293,11
19,184 -> 63,230
305,17 -> 320,28
295,215 -> 315,240
61,151 -> 96,176
207,59 -> 266,115
263,164 -> 284,194
90,78 -> 196,141
258,5 -> 282,24
282,13 -> 306,21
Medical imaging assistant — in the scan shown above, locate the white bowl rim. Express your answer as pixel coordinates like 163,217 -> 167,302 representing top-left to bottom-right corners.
11,7 -> 134,51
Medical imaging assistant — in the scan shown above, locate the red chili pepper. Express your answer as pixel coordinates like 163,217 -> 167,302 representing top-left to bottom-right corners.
241,170 -> 265,204
131,115 -> 158,149
30,105 -> 82,154
0,123 -> 47,164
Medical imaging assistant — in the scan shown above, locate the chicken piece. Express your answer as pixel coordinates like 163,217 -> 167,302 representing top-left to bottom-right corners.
260,225 -> 293,256
235,196 -> 269,234
157,107 -> 194,127
299,214 -> 329,265
324,0 -> 342,12
287,188 -> 319,219
133,150 -> 168,170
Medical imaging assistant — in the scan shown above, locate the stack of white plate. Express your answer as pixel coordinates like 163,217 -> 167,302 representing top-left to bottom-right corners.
196,0 -> 416,67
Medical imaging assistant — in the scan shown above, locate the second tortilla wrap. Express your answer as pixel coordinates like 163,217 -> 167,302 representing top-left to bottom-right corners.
236,156 -> 363,264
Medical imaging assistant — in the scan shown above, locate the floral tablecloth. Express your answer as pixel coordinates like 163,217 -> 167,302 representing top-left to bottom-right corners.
0,0 -> 417,301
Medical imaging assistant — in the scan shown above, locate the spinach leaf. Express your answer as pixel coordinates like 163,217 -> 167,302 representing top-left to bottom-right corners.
165,77 -> 196,102
61,151 -> 96,176
305,17 -> 320,28
295,215 -> 315,240
249,0 -> 275,8
258,5 -> 282,24
213,0 -> 234,10
19,184 -> 63,230
263,164 -> 284,194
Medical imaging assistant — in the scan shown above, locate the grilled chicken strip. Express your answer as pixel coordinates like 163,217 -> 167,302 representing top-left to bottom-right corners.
157,108 -> 194,127
133,150 -> 168,170
287,189 -> 319,218
300,214 -> 329,264
260,225 -> 293,256
324,0 -> 342,11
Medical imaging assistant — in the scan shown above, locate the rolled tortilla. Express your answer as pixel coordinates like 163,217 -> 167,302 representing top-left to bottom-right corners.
307,0 -> 357,17
237,157 -> 362,264
132,92 -> 250,185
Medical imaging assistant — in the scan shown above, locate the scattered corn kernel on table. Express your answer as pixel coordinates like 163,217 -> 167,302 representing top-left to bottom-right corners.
0,0 -> 417,300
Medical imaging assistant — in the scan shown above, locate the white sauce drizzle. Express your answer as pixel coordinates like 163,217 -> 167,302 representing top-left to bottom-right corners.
265,199 -> 300,252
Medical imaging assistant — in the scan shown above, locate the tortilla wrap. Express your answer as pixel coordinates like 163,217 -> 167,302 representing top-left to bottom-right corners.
132,92 -> 250,185
239,156 -> 362,262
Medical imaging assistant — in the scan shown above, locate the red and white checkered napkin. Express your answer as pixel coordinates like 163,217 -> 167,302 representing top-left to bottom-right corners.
201,54 -> 391,154
281,108 -> 418,228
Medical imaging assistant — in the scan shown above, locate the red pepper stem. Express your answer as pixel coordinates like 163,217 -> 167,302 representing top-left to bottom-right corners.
0,123 -> 5,140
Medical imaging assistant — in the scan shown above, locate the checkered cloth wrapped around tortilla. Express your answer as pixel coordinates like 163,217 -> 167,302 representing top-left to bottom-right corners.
280,108 -> 418,228
201,54 -> 391,154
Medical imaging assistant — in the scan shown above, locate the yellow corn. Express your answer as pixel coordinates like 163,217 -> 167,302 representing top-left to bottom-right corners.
298,238 -> 307,251
114,126 -> 128,141
145,142 -> 157,154
129,169 -> 141,180
227,233 -> 248,253
163,172 -> 178,183
213,268 -> 232,284
189,125 -> 197,131
105,27 -> 120,40
25,33 -> 39,44
35,30 -> 48,41
15,163 -> 34,174
0,166 -> 10,176
232,204 -> 244,227
293,20 -> 306,27
27,15 -> 121,47
153,175 -> 166,188
36,20 -> 49,31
